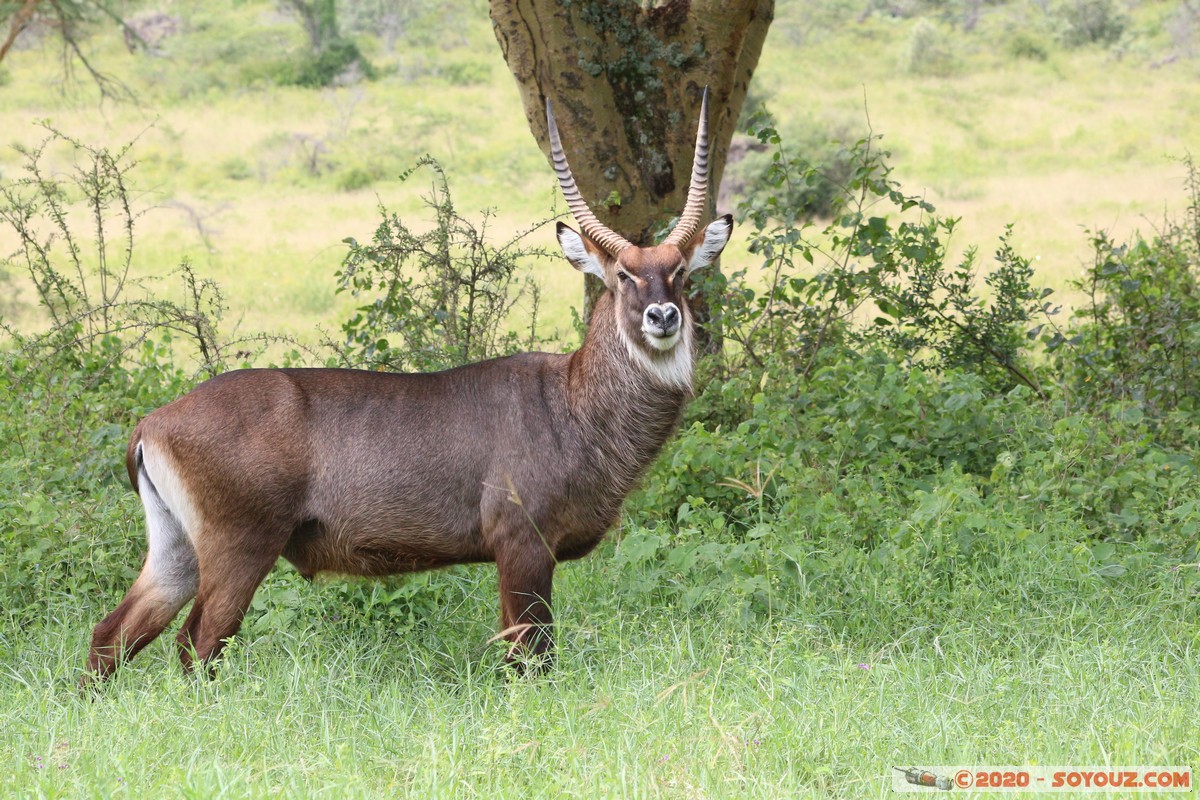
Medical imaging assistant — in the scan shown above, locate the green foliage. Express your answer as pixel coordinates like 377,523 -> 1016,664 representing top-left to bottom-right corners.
285,37 -> 374,88
904,19 -> 959,75
625,346 -> 1200,629
438,58 -> 491,87
640,353 -> 1022,527
733,109 -> 857,223
1053,0 -> 1128,47
870,192 -> 1041,396
730,114 -> 1048,395
0,333 -> 191,622
618,121 -> 1200,629
0,126 -> 242,378
1053,157 -> 1200,415
718,113 -> 861,378
862,223 -> 1050,395
279,0 -> 376,88
1006,30 -> 1051,61
0,127 -> 287,622
334,156 -> 548,372
334,164 -> 376,192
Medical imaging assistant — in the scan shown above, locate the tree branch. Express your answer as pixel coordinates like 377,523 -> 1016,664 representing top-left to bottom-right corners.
0,0 -> 42,64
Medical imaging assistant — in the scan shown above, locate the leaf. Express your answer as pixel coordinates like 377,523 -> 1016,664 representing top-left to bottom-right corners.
617,531 -> 666,565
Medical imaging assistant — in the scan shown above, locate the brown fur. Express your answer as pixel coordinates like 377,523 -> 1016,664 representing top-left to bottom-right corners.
83,219 -> 732,684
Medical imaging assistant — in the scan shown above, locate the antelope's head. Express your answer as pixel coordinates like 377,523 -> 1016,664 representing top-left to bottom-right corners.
547,90 -> 733,383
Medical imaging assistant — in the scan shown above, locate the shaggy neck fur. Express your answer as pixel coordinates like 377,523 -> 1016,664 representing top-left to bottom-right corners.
566,291 -> 692,496
571,290 -> 695,393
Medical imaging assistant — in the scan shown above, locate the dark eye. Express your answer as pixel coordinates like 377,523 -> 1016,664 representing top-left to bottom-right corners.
616,271 -> 630,283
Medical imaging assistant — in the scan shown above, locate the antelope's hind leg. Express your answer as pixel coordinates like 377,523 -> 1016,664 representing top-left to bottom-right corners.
175,521 -> 291,676
83,480 -> 198,685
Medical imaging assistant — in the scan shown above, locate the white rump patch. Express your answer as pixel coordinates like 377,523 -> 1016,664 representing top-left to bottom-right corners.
689,216 -> 733,272
557,224 -> 607,281
137,443 -> 199,602
140,442 -> 202,536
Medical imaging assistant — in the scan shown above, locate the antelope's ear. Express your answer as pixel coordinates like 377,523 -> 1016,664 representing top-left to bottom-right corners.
682,214 -> 733,272
557,222 -> 610,281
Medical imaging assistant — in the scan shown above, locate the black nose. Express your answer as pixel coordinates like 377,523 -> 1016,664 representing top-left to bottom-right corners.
647,305 -> 679,330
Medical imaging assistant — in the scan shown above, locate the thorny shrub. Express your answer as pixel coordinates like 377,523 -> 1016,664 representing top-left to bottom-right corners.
333,155 -> 549,372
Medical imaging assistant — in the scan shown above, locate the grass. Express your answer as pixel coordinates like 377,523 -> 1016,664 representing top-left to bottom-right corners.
2,534 -> 1197,798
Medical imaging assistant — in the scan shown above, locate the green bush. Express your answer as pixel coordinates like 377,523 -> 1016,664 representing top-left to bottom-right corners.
638,350 -> 1030,526
0,335 -> 192,622
1052,157 -> 1200,417
335,165 -> 376,192
904,19 -> 959,75
333,156 -> 549,371
0,125 -> 296,627
621,342 -> 1200,628
732,109 -> 858,223
610,125 -> 1200,628
0,126 -> 239,379
221,156 -> 255,181
440,59 -> 491,86
730,116 -> 1048,396
1054,0 -> 1127,47
1007,30 -> 1051,61
286,39 -> 375,88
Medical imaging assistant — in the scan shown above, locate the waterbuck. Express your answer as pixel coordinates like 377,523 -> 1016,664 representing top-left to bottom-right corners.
84,90 -> 733,682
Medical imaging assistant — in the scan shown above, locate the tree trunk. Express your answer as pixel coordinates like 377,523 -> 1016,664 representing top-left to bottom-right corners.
490,0 -> 774,355
285,0 -> 340,54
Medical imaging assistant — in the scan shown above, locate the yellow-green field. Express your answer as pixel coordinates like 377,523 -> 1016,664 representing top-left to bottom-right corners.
1,0 -> 1197,344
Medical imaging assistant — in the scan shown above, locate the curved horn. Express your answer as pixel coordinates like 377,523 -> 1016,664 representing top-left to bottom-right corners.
662,86 -> 711,248
545,99 -> 634,256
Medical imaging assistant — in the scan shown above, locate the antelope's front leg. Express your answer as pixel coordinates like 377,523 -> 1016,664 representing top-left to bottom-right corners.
494,535 -> 556,673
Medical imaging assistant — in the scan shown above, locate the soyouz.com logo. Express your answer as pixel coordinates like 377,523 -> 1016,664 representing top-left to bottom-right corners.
892,766 -> 1193,792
